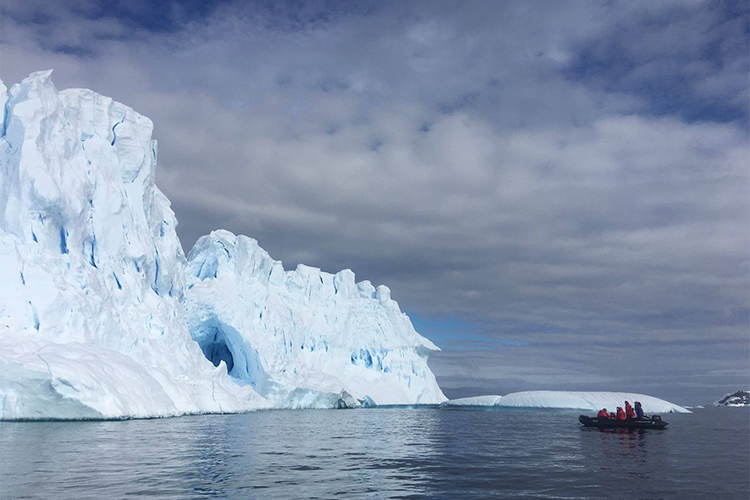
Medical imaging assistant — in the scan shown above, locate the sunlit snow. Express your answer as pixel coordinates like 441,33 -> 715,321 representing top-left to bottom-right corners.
0,71 -> 443,420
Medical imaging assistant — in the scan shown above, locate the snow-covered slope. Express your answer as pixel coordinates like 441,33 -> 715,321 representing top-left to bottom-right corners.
442,391 -> 690,414
0,71 -> 264,419
183,230 -> 446,406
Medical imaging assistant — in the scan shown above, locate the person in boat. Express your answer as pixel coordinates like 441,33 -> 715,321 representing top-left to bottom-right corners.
616,407 -> 627,420
625,401 -> 635,419
597,408 -> 609,419
634,401 -> 645,419
609,411 -> 616,419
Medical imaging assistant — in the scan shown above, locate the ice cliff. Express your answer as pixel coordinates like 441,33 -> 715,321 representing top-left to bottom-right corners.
0,71 -> 444,419
0,71 -> 264,419
183,230 -> 446,406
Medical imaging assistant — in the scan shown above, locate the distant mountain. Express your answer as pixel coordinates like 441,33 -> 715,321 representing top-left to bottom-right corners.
713,390 -> 750,407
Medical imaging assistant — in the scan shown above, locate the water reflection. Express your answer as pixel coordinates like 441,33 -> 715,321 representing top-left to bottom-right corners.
1,408 -> 747,499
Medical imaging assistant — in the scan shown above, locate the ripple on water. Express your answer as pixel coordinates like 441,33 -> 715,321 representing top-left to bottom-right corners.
0,407 -> 748,499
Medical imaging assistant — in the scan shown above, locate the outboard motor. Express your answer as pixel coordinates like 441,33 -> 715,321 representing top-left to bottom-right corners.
650,414 -> 668,428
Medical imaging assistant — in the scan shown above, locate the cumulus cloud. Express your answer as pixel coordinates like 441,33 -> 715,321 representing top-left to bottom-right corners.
1,0 -> 747,403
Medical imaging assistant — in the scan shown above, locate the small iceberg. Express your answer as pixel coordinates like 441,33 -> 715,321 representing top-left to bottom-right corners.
279,389 -> 365,409
442,391 -> 690,414
359,395 -> 377,408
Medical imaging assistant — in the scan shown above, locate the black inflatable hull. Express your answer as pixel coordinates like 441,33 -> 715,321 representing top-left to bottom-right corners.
579,415 -> 668,429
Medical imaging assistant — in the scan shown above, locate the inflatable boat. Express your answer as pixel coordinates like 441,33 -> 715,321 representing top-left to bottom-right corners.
578,415 -> 668,429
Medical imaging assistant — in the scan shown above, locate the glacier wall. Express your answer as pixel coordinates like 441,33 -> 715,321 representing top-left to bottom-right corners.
0,71 -> 445,419
183,230 -> 447,405
0,71 -> 264,419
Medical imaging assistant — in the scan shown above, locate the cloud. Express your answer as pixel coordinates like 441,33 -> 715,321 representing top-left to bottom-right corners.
1,0 -> 747,404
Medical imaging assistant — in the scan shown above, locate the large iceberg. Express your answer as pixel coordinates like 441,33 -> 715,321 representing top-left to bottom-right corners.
442,391 -> 690,414
183,230 -> 446,405
0,71 -> 444,419
0,71 -> 265,419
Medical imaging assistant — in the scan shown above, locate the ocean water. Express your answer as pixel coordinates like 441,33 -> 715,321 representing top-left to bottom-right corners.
1,407 -> 747,499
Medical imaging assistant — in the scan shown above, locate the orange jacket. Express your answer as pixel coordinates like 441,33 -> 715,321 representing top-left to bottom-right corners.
616,407 -> 626,420
597,409 -> 609,418
625,402 -> 635,419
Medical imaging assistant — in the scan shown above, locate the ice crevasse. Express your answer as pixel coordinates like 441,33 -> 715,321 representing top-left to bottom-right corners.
0,71 -> 445,420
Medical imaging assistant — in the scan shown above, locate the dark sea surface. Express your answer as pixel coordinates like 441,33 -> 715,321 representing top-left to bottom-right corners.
1,406 -> 748,499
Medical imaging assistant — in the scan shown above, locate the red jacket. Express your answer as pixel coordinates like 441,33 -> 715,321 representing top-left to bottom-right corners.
616,408 -> 626,420
597,409 -> 609,418
625,402 -> 634,419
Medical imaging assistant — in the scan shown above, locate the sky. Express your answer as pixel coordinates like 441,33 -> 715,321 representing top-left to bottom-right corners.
1,0 -> 748,405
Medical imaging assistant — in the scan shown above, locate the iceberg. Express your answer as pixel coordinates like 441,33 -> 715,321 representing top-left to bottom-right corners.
359,395 -> 377,408
442,395 -> 503,407
442,391 -> 690,414
0,71 -> 444,419
0,71 -> 265,420
183,230 -> 446,406
279,388 -> 362,410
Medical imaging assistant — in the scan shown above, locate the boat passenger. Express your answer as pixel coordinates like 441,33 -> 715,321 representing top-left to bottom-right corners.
609,412 -> 616,419
616,407 -> 626,420
634,401 -> 645,419
625,401 -> 635,419
597,408 -> 609,419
